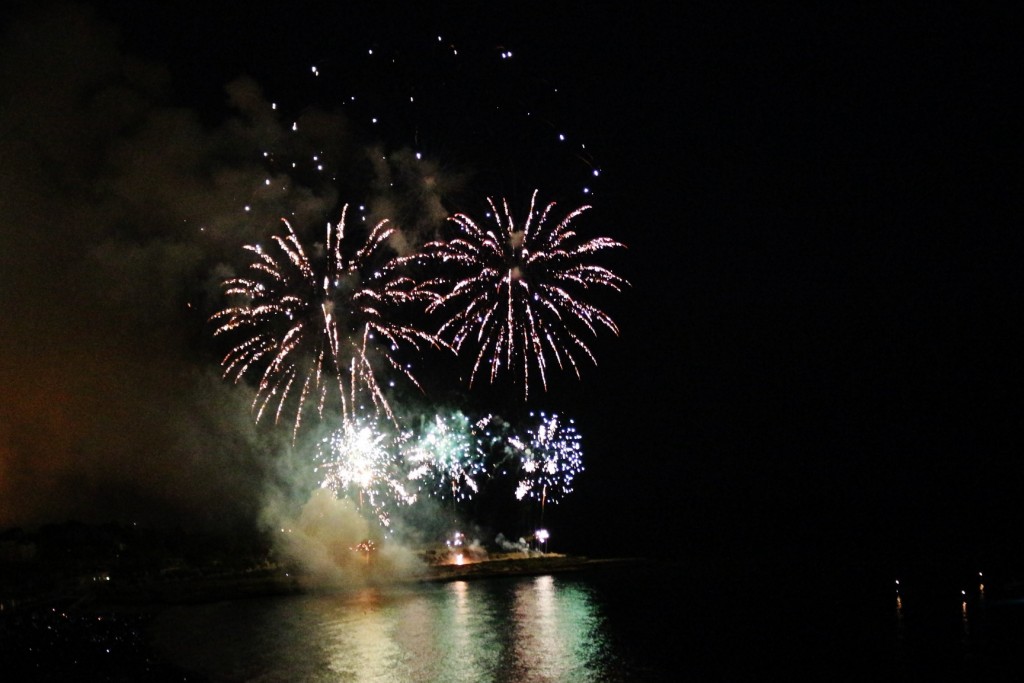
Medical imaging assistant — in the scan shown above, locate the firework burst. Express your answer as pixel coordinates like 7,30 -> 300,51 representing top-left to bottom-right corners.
404,411 -> 487,505
510,411 -> 584,511
211,206 -> 440,437
315,416 -> 416,528
415,190 -> 627,398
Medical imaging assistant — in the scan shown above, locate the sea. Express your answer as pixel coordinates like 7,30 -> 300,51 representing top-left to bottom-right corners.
148,557 -> 1024,682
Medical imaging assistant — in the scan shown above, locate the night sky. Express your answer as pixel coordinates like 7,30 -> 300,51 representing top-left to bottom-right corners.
1,2 -> 1020,572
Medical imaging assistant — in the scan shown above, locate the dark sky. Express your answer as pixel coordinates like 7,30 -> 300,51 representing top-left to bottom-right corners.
1,2 -> 1020,568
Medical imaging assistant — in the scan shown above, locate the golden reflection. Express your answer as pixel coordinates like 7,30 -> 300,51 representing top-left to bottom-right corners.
892,580 -> 905,644
325,588 -> 405,682
450,580 -> 470,653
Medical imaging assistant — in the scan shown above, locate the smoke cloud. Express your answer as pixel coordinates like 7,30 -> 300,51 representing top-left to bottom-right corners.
0,4 -> 448,532
262,489 -> 426,588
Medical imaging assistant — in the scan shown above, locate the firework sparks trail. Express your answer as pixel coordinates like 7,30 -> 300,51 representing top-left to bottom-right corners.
315,416 -> 417,528
403,411 -> 487,505
413,190 -> 627,399
510,411 -> 584,511
211,206 -> 441,437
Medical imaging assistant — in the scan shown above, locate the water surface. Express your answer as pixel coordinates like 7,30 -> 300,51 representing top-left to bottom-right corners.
153,570 -> 652,682
151,561 -> 1024,681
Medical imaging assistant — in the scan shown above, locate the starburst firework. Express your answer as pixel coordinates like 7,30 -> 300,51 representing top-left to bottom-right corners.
404,411 -> 487,504
315,416 -> 416,528
211,206 -> 439,436
416,190 -> 627,398
510,411 -> 583,510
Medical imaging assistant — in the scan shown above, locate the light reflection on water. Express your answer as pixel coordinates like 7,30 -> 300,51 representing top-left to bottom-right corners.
511,575 -> 605,681
151,562 -> 1024,679
152,574 -> 626,682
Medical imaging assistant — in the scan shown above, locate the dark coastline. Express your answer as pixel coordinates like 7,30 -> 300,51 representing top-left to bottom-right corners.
61,554 -> 645,606
417,554 -> 644,583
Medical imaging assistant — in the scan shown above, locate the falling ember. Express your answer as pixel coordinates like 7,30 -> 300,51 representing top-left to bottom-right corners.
211,206 -> 441,437
351,539 -> 377,564
352,539 -> 377,554
413,190 -> 627,398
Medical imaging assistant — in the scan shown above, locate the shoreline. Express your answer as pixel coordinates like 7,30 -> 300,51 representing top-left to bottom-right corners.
2,553 -> 650,615
417,554 -> 644,583
92,554 -> 648,607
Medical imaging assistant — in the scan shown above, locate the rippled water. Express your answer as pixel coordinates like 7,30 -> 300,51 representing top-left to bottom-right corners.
150,560 -> 1024,681
152,568 -> 662,682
